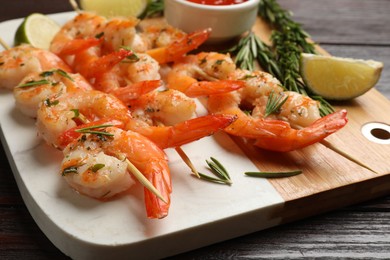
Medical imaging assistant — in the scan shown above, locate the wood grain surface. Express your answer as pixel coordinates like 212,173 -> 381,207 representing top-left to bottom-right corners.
0,0 -> 389,259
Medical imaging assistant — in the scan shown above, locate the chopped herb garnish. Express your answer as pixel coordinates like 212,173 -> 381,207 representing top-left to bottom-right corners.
75,124 -> 114,136
39,70 -> 54,77
71,109 -> 80,118
90,164 -> 105,172
120,46 -> 140,62
56,69 -> 74,81
244,170 -> 302,178
17,79 -> 50,88
62,166 -> 78,176
264,91 -> 288,117
70,109 -> 87,124
95,32 -> 104,39
43,98 -> 59,107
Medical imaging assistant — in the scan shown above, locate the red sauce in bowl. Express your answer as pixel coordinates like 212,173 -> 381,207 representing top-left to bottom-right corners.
186,0 -> 249,5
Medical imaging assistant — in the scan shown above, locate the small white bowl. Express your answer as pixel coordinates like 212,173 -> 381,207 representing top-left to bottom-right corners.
164,0 -> 260,43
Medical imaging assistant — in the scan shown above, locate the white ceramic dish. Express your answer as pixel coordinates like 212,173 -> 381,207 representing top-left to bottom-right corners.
165,0 -> 260,43
0,12 -> 284,259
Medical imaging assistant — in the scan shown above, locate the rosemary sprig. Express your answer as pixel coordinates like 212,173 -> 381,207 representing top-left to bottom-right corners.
245,170 -> 302,178
198,157 -> 232,185
142,0 -> 164,18
75,124 -> 114,136
264,91 -> 288,117
17,79 -> 50,88
227,31 -> 281,79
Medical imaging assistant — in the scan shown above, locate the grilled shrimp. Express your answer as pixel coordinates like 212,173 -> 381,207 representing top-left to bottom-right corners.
0,44 -> 70,90
61,125 -> 171,219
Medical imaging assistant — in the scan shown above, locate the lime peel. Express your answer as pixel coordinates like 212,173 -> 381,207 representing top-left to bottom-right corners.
80,0 -> 150,18
14,13 -> 60,50
300,53 -> 383,100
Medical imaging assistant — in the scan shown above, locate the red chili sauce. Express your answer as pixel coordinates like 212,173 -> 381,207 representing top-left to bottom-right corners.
186,0 -> 249,6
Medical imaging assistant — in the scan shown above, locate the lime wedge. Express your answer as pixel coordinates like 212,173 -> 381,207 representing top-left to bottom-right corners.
80,0 -> 150,18
300,53 -> 383,100
14,13 -> 60,50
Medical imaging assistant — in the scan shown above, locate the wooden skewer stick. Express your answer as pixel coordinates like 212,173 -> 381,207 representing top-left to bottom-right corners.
122,157 -> 167,204
69,0 -> 81,12
321,140 -> 377,174
291,124 -> 377,173
0,37 -> 10,50
175,147 -> 200,178
155,121 -> 201,178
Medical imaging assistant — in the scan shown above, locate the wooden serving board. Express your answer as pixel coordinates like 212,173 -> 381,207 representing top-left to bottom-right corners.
0,12 -> 389,260
250,18 -> 390,222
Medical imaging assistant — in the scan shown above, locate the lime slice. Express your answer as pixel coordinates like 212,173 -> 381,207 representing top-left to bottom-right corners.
300,53 -> 383,100
14,13 -> 60,50
80,0 -> 150,18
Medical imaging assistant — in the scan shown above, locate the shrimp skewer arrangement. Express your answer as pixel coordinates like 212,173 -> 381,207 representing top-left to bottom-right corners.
0,11 -> 347,219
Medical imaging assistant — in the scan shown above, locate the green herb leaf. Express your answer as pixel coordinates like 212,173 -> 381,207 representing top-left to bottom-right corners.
95,32 -> 104,39
39,70 -> 54,77
120,46 -> 140,62
75,124 -> 115,136
56,69 -> 74,81
264,91 -> 288,117
17,79 -> 50,88
90,164 -> 105,172
244,170 -> 302,178
43,98 -> 59,107
62,166 -> 78,176
198,157 -> 232,185
142,0 -> 164,18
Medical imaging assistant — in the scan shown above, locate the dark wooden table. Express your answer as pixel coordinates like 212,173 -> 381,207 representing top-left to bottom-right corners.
1,0 -> 389,259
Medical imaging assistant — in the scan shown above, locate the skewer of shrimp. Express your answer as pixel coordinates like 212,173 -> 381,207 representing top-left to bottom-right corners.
61,124 -> 171,219
166,51 -> 348,151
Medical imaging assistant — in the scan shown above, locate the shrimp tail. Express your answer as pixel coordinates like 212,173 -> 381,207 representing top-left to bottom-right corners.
143,162 -> 172,219
111,80 -> 162,104
146,28 -> 211,64
253,109 -> 348,152
87,48 -> 135,79
55,37 -> 103,56
183,80 -> 246,97
134,114 -> 237,149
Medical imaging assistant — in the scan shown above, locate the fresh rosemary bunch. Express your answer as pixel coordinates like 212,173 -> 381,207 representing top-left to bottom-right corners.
143,0 -> 165,18
229,0 -> 334,116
